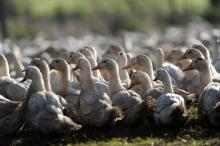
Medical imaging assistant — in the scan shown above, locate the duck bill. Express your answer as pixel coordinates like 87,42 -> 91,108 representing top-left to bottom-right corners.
153,77 -> 158,81
127,83 -> 135,90
20,76 -> 28,83
72,64 -> 80,71
123,64 -> 134,70
178,54 -> 187,60
183,64 -> 193,71
67,60 -> 71,64
49,64 -> 54,70
92,65 -> 101,70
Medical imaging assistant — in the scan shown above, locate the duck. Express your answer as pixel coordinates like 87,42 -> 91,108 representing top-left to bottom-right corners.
183,58 -> 220,126
0,95 -> 25,135
0,53 -> 28,101
128,71 -> 159,98
183,58 -> 220,94
93,58 -> 150,125
72,57 -> 108,94
49,58 -> 80,96
102,44 -> 123,60
22,66 -> 81,134
30,58 -> 52,91
123,55 -> 154,81
74,57 -> 122,127
181,45 -> 219,76
165,49 -> 191,70
148,48 -> 185,88
67,51 -> 104,81
78,46 -> 98,61
191,44 -> 211,63
123,54 -> 183,88
129,70 -> 196,103
29,58 -> 67,108
152,69 -> 188,128
30,58 -> 82,121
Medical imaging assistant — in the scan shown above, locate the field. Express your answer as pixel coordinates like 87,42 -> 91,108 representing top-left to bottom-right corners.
1,106 -> 220,146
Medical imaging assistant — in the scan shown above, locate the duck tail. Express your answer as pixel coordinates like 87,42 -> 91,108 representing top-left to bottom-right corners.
138,96 -> 156,117
111,106 -> 124,121
171,105 -> 185,118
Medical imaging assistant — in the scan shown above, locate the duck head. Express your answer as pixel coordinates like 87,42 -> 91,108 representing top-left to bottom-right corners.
49,58 -> 68,71
153,69 -> 168,82
183,58 -> 208,72
92,58 -> 116,71
178,49 -> 204,60
67,51 -> 84,64
72,57 -> 90,71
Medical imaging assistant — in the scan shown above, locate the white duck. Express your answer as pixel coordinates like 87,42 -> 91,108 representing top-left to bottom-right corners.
0,53 -> 28,101
73,57 -> 108,94
22,66 -> 81,134
123,55 -> 155,81
74,57 -> 122,127
49,58 -> 80,96
148,48 -> 185,88
184,57 -> 220,126
153,69 -> 188,128
166,49 -> 191,70
93,58 -> 149,125
184,58 -> 220,95
30,58 -> 52,91
180,49 -> 220,84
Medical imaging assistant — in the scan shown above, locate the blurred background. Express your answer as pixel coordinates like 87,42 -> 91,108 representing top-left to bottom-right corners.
0,0 -> 220,39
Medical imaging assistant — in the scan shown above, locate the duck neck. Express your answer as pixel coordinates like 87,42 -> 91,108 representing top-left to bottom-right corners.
108,65 -> 124,97
142,78 -> 153,91
162,74 -> 174,94
80,66 -> 94,91
59,65 -> 71,95
0,61 -> 10,77
199,65 -> 212,89
13,56 -> 24,77
204,50 -> 211,63
42,64 -> 52,92
140,63 -> 154,81
119,68 -> 130,81
92,70 -> 99,79
29,74 -> 45,96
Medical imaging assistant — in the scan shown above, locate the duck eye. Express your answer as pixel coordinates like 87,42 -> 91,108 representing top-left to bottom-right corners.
55,60 -> 59,63
120,52 -> 123,55
103,60 -> 106,63
188,51 -> 192,54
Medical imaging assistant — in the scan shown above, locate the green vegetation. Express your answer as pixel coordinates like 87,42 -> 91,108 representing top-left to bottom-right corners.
8,0 -> 214,36
3,0 -> 219,38
13,0 -> 210,17
1,106 -> 220,146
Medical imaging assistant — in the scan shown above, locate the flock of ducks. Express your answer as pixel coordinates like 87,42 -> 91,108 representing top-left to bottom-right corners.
0,35 -> 220,136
